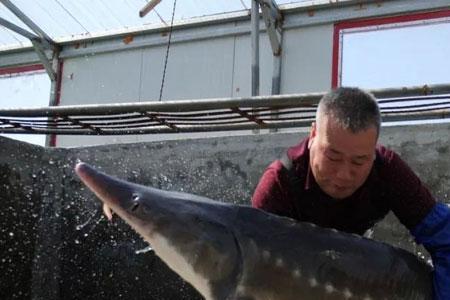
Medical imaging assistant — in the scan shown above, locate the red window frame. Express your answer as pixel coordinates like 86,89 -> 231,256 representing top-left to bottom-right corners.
0,62 -> 64,147
0,64 -> 45,76
331,9 -> 450,88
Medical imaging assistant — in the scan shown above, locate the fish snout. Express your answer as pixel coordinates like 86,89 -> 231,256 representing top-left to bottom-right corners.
75,162 -> 137,209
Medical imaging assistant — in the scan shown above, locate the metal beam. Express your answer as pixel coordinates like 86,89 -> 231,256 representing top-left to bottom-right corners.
260,3 -> 282,56
1,110 -> 449,135
2,0 -> 450,66
1,83 -> 450,117
252,0 -> 283,98
0,0 -> 59,82
0,16 -> 38,40
45,48 -> 62,146
251,0 -> 260,97
258,0 -> 283,56
258,0 -> 283,133
0,49 -> 51,68
139,0 -> 162,18
271,43 -> 282,95
30,39 -> 56,81
20,0 -> 448,60
258,0 -> 282,21
0,0 -> 53,44
270,31 -> 283,132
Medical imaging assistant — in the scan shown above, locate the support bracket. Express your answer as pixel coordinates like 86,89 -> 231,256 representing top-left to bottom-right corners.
0,0 -> 59,81
256,0 -> 283,56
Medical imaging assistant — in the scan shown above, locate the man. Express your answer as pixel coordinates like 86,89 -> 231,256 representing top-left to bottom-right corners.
252,87 -> 450,299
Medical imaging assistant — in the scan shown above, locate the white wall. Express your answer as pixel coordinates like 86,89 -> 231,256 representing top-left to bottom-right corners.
56,20 -> 334,147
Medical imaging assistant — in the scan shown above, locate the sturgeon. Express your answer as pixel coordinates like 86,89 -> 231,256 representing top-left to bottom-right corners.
75,162 -> 432,300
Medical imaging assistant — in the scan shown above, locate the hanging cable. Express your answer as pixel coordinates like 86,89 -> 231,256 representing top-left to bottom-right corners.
158,0 -> 177,101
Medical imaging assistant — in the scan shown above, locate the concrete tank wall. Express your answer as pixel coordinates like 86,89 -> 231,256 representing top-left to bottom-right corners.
0,123 -> 449,299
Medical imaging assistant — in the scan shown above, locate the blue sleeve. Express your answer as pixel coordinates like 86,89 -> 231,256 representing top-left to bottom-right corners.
411,202 -> 450,300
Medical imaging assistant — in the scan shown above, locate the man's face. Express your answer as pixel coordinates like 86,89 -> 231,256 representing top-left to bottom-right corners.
308,115 -> 377,199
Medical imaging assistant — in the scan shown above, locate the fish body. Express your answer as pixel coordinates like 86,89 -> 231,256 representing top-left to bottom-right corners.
75,162 -> 432,300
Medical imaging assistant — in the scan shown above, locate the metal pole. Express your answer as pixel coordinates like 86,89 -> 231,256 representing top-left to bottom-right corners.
271,32 -> 282,95
1,83 -> 450,117
251,0 -> 260,97
30,40 -> 56,81
45,49 -> 61,147
139,0 -> 162,18
270,32 -> 282,133
2,106 -> 450,136
48,53 -> 61,107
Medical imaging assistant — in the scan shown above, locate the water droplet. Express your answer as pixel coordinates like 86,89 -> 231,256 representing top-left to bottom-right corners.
135,245 -> 153,254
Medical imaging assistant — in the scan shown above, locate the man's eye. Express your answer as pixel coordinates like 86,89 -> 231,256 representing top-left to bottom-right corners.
352,160 -> 365,166
327,156 -> 341,162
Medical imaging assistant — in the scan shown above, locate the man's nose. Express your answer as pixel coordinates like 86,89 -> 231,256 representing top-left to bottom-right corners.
335,163 -> 353,181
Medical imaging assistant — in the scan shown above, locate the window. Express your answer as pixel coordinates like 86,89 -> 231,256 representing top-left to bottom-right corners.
0,65 -> 51,146
333,10 -> 450,89
332,10 -> 450,125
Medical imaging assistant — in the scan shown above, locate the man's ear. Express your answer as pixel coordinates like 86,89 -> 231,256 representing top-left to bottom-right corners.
308,122 -> 316,148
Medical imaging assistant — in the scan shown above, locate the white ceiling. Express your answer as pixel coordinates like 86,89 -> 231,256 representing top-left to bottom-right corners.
0,0 -> 304,49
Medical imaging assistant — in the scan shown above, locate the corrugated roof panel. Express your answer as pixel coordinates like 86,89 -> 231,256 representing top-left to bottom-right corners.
0,3 -> 31,47
0,0 -> 306,50
0,24 -> 23,45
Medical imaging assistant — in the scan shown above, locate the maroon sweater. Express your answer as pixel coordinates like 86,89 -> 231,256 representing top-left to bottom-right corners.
252,137 -> 436,235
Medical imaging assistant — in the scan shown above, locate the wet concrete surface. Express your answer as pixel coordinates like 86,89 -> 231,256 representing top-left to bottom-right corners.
0,123 -> 448,299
